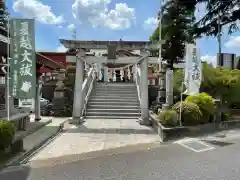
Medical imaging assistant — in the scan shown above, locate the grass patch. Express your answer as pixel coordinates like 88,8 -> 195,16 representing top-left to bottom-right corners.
0,150 -> 19,167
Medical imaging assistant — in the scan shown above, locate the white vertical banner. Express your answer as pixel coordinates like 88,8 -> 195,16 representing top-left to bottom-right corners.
183,44 -> 193,94
184,44 -> 202,95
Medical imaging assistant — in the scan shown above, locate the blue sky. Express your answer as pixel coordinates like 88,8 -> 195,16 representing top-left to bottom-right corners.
7,0 -> 240,65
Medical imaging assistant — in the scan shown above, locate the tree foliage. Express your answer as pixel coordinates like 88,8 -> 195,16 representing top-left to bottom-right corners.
173,64 -> 240,106
150,0 -> 195,68
0,1 -> 8,30
191,0 -> 240,37
153,0 -> 240,38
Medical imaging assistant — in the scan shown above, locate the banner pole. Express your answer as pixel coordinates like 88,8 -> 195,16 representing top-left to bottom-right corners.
179,81 -> 183,126
6,15 -> 10,121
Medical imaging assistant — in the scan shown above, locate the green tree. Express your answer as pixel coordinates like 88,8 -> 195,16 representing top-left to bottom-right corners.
151,1 -> 195,66
193,0 -> 240,36
161,1 -> 195,67
150,0 -> 195,106
0,1 -> 8,30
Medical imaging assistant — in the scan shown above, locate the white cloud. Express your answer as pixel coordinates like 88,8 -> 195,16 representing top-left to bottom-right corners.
225,36 -> 240,50
56,44 -> 67,52
72,0 -> 135,30
13,0 -> 65,25
68,24 -> 76,32
201,55 -> 217,67
143,17 -> 158,30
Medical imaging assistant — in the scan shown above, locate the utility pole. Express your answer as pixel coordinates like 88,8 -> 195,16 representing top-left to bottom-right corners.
157,0 -> 165,105
217,10 -> 222,66
6,13 -> 10,121
0,1 -> 11,121
72,25 -> 76,40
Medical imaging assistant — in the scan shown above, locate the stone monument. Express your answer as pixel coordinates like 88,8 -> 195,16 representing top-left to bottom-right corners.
52,69 -> 66,116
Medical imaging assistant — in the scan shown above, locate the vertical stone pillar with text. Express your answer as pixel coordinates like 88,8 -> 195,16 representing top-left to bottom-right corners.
164,68 -> 173,108
70,49 -> 85,124
139,49 -> 151,125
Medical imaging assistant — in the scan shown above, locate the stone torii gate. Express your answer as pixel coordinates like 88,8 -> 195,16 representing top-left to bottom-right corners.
60,40 -> 162,123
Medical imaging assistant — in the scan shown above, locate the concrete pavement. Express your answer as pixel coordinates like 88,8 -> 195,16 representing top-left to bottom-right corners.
1,131 -> 240,179
3,119 -> 240,179
27,118 -> 160,163
7,117 -> 68,166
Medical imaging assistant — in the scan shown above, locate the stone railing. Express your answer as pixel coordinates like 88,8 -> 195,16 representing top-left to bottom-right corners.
136,64 -> 141,106
81,67 -> 97,117
134,53 -> 151,125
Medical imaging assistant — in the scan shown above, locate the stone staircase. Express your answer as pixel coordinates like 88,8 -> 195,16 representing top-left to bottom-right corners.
85,83 -> 141,119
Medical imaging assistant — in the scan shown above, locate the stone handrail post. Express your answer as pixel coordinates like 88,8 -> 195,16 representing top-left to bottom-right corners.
127,66 -> 131,82
113,68 -> 116,82
71,49 -> 97,124
135,49 -> 151,125
81,67 -> 96,117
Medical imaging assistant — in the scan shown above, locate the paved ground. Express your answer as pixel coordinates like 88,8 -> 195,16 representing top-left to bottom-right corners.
7,116 -> 68,166
2,129 -> 240,179
28,119 -> 160,162
22,117 -> 67,152
15,115 -> 51,140
3,119 -> 240,180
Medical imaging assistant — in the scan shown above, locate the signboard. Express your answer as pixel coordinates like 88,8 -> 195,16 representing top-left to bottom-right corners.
10,19 -> 36,99
19,98 -> 35,111
19,84 -> 42,111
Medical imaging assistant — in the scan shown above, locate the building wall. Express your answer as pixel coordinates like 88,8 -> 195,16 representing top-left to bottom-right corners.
38,52 -> 68,81
38,52 -> 67,73
217,53 -> 238,69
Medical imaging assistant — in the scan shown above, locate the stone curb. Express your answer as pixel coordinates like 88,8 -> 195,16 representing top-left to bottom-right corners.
149,111 -> 240,142
27,141 -> 162,168
4,120 -> 67,168
0,119 -> 53,171
15,119 -> 53,141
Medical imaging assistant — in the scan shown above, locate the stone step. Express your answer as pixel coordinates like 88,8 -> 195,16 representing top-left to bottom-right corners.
89,98 -> 138,102
96,83 -> 135,87
96,86 -> 136,89
88,101 -> 139,106
87,108 -> 140,113
94,89 -> 137,94
91,96 -> 138,99
95,85 -> 136,88
95,89 -> 137,92
88,105 -> 140,109
85,116 -> 139,119
93,93 -> 138,97
94,91 -> 137,95
85,112 -> 140,117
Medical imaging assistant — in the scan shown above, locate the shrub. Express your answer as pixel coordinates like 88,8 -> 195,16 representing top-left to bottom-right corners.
222,112 -> 230,121
173,65 -> 240,108
157,109 -> 179,127
172,101 -> 202,126
185,93 -> 215,123
0,120 -> 16,151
